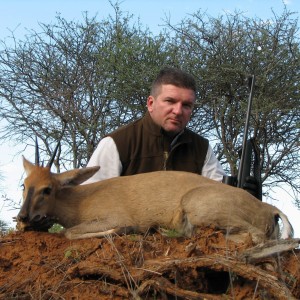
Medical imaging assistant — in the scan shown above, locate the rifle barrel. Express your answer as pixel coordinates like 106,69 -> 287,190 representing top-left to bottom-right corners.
237,75 -> 255,188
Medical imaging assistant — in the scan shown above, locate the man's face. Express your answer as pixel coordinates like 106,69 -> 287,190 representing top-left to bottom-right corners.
147,84 -> 195,136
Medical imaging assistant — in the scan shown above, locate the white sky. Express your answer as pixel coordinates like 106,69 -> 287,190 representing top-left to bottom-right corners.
0,0 -> 299,237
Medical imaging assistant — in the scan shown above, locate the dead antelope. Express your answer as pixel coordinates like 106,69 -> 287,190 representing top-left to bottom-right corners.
16,156 -> 294,243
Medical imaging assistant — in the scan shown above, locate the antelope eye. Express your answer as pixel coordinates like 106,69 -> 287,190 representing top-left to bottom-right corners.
21,184 -> 25,191
43,187 -> 52,195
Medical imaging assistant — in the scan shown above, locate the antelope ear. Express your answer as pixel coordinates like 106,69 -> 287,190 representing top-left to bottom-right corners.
54,166 -> 100,186
23,156 -> 36,176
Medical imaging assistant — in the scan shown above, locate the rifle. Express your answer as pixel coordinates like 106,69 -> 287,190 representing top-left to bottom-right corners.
223,75 -> 262,200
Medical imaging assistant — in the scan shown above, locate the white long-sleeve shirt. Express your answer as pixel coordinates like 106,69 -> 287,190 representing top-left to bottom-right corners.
83,136 -> 225,184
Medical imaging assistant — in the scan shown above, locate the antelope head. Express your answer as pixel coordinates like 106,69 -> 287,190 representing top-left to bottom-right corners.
17,158 -> 58,231
17,156 -> 100,231
16,138 -> 61,231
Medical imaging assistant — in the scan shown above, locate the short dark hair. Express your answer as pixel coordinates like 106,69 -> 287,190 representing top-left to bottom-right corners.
151,67 -> 196,97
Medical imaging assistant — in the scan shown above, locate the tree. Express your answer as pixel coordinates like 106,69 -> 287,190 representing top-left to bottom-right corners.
0,4 -> 299,206
0,3 -> 177,170
0,219 -> 9,233
167,8 -> 300,203
0,169 -> 11,233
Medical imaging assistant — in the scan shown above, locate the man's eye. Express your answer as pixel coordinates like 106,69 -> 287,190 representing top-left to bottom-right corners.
183,103 -> 193,109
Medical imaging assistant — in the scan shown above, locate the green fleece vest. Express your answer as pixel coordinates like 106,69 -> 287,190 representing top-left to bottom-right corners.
108,112 -> 209,176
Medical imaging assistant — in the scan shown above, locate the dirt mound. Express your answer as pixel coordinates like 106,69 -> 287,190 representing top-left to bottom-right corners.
0,227 -> 299,299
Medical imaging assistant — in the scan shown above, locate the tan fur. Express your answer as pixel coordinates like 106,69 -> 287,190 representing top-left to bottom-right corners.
17,157 -> 294,242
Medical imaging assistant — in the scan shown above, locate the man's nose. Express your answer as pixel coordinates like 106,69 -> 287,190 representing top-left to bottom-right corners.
173,102 -> 183,115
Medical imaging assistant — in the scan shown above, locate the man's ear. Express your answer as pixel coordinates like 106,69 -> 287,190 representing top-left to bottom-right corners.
147,95 -> 155,112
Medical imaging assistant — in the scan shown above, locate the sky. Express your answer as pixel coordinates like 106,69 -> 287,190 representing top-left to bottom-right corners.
0,0 -> 299,237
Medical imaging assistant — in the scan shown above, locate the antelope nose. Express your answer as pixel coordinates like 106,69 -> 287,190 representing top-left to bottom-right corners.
17,212 -> 29,223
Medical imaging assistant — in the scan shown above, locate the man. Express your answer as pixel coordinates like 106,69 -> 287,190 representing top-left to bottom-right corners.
84,67 -> 225,184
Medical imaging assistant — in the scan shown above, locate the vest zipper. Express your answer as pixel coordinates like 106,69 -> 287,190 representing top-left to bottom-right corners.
162,131 -> 184,171
163,151 -> 169,170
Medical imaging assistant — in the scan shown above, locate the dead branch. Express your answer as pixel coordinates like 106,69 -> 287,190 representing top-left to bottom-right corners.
240,238 -> 300,263
142,255 -> 296,300
135,276 -> 223,300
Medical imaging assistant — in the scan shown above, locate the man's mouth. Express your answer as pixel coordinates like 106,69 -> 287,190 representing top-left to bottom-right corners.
169,118 -> 181,124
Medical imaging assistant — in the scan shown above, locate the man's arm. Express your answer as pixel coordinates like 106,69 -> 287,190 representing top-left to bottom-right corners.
82,137 -> 122,184
201,144 -> 226,182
